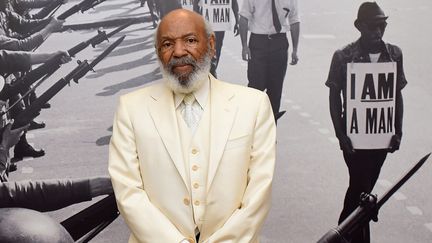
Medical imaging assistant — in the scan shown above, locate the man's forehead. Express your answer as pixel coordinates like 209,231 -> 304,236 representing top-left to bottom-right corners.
157,10 -> 206,39
158,25 -> 203,40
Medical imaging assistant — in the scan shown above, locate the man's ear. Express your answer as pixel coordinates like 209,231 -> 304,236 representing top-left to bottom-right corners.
209,33 -> 216,57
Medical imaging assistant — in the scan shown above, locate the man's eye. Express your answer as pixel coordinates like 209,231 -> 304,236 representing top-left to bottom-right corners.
161,42 -> 172,49
186,38 -> 197,44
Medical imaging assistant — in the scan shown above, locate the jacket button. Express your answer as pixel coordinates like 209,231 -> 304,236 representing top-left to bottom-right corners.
193,183 -> 199,189
192,165 -> 199,171
183,198 -> 190,206
191,148 -> 198,154
194,200 -> 200,206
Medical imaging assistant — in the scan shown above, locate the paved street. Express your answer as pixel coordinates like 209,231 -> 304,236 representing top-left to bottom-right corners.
8,0 -> 432,242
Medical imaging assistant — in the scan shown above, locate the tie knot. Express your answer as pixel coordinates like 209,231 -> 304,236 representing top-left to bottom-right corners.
183,94 -> 195,105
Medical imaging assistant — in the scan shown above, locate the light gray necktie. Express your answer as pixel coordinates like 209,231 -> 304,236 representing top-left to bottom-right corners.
182,94 -> 199,133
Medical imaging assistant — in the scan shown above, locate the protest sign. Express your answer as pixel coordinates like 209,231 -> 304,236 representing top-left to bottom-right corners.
180,0 -> 194,11
346,62 -> 397,149
202,0 -> 233,31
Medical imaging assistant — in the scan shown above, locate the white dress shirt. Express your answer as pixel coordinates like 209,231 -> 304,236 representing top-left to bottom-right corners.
239,0 -> 300,34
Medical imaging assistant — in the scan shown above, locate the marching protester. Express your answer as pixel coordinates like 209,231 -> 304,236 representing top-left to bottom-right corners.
156,0 -> 181,18
239,0 -> 300,122
326,2 -> 407,243
192,0 -> 239,78
139,0 -> 158,28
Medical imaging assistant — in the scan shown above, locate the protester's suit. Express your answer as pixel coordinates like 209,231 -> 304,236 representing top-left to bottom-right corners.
108,75 -> 276,243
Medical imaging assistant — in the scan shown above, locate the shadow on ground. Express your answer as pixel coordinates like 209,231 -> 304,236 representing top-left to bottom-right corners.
96,66 -> 161,96
96,126 -> 113,146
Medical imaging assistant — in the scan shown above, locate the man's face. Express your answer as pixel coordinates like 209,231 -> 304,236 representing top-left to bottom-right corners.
156,13 -> 215,86
359,20 -> 387,46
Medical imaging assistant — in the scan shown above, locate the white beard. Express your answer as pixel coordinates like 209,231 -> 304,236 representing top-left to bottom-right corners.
159,50 -> 212,94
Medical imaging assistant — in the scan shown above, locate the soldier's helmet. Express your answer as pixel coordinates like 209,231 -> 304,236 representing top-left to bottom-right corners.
0,208 -> 74,243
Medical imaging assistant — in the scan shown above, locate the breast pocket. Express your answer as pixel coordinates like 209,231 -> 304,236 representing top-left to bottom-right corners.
225,134 -> 251,151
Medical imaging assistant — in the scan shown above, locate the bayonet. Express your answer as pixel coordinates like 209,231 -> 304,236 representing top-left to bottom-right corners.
317,153 -> 431,243
57,0 -> 107,20
0,24 -> 132,103
11,36 -> 125,129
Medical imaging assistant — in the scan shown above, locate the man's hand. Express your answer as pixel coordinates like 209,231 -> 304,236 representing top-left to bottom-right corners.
89,176 -> 114,197
46,18 -> 65,33
233,23 -> 239,36
338,134 -> 355,154
53,51 -> 72,64
1,122 -> 29,150
290,50 -> 299,65
242,46 -> 251,61
388,134 -> 402,153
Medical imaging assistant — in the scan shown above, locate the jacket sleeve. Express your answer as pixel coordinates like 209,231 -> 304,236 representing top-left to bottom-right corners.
14,0 -> 52,10
108,96 -> 186,243
7,11 -> 49,36
0,34 -> 44,51
206,92 -> 276,242
0,178 -> 92,212
0,50 -> 31,74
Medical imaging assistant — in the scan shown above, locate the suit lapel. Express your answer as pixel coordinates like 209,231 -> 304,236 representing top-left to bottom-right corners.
148,84 -> 190,191
207,76 -> 237,192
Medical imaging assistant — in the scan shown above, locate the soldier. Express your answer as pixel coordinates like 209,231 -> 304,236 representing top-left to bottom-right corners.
0,49 -> 70,164
326,2 -> 406,243
11,0 -> 68,19
0,208 -> 74,243
0,0 -> 64,131
0,176 -> 113,209
0,49 -> 70,74
0,2 -> 64,51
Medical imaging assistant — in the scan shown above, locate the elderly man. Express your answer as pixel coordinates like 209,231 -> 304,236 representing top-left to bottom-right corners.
326,2 -> 406,243
109,9 -> 276,243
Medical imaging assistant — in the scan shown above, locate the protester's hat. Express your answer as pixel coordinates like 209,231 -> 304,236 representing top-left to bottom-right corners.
354,2 -> 388,28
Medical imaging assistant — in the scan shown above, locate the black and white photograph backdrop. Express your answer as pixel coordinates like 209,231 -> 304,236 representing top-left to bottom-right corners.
1,0 -> 431,242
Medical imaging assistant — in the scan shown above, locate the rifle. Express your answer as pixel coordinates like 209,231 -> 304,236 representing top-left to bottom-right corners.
11,35 -> 125,129
57,0 -> 107,20
0,22 -> 132,103
60,17 -> 144,31
317,153 -> 431,243
61,194 -> 119,242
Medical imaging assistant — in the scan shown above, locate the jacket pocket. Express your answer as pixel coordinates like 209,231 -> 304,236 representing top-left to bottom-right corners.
225,134 -> 251,150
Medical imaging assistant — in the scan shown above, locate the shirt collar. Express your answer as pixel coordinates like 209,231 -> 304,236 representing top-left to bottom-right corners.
174,75 -> 210,109
353,38 -> 391,62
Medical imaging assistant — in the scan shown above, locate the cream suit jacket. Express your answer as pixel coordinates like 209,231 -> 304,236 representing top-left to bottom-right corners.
108,75 -> 276,243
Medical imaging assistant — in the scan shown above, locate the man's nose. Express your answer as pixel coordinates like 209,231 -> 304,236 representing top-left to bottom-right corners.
370,25 -> 383,35
172,41 -> 188,58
